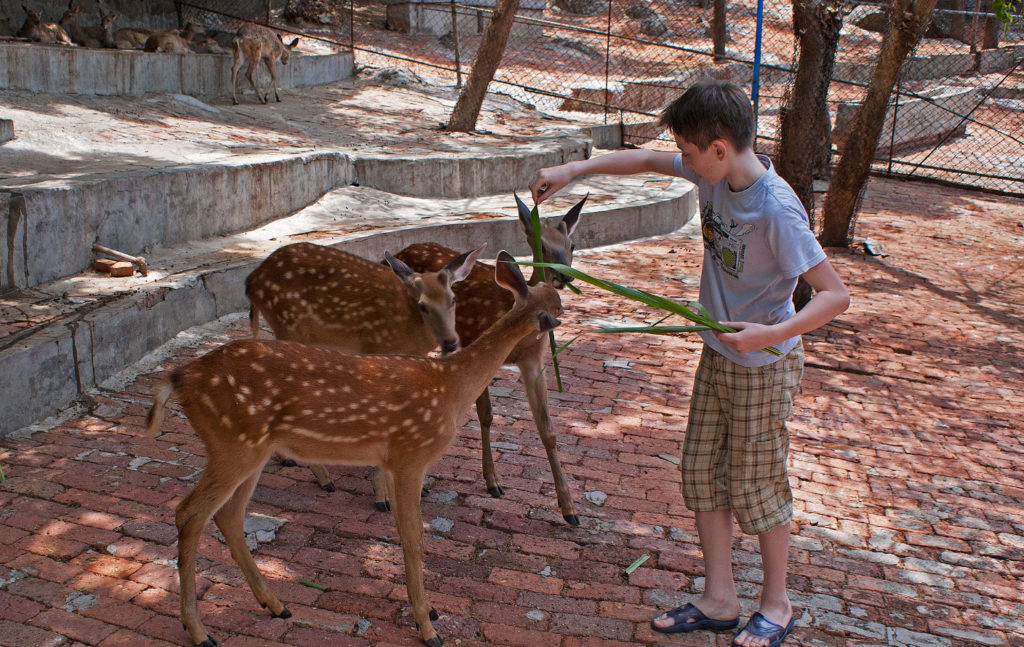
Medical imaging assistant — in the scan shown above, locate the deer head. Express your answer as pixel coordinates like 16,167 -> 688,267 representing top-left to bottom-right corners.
515,192 -> 587,289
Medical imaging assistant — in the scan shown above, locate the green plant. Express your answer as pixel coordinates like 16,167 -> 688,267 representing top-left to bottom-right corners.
993,0 -> 1022,34
516,260 -> 783,357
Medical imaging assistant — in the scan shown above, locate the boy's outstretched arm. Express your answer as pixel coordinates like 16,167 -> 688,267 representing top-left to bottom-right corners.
530,149 -> 678,204
715,258 -> 851,355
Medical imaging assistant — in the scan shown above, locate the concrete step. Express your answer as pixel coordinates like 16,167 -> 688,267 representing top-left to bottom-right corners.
0,168 -> 696,435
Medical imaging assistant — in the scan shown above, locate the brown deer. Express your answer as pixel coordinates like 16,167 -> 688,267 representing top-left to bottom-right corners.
246,243 -> 484,495
231,23 -> 299,104
391,193 -> 586,524
143,21 -> 203,53
146,251 -> 561,647
18,5 -> 73,44
112,24 -> 149,49
60,2 -> 118,48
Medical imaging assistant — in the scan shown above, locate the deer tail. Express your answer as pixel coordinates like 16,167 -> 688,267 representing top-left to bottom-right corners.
146,378 -> 175,438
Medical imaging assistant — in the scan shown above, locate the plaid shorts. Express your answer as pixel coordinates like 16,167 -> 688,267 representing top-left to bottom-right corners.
681,341 -> 804,535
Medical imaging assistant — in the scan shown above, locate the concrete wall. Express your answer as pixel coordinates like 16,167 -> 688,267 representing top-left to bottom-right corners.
832,85 -> 977,154
0,42 -> 353,98
2,153 -> 352,291
385,0 -> 545,38
0,118 -> 11,143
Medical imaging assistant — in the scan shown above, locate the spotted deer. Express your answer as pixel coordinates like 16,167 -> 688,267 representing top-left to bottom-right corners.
231,23 -> 299,104
18,5 -> 73,44
391,193 -> 587,524
246,242 -> 484,495
147,251 -> 561,647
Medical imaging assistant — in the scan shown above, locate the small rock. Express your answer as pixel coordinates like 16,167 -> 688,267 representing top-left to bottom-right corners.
585,490 -> 607,506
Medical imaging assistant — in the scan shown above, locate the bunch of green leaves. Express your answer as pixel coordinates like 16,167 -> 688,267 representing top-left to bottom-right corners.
516,259 -> 783,357
993,0 -> 1022,34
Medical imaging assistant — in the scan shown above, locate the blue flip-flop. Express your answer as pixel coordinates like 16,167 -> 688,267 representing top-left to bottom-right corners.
732,612 -> 796,647
650,602 -> 740,634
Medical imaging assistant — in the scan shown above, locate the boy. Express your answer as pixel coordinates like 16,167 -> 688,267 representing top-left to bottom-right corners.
529,80 -> 850,647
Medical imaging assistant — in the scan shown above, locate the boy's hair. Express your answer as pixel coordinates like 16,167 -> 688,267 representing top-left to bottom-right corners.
659,79 -> 755,152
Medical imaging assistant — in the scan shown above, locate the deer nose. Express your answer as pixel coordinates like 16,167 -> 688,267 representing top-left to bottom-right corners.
441,339 -> 459,354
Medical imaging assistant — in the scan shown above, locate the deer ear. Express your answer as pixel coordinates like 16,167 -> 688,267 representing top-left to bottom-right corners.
444,244 -> 485,283
561,193 -> 587,237
495,251 -> 528,299
514,193 -> 534,238
288,37 -> 299,48
384,251 -> 414,281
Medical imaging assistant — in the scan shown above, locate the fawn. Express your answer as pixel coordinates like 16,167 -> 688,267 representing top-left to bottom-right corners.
143,21 -> 204,53
246,243 -> 483,493
231,23 -> 299,104
391,193 -> 587,524
18,5 -> 73,44
147,251 -> 562,647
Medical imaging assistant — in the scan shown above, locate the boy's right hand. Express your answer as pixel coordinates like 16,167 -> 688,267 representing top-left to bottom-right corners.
529,164 -> 575,204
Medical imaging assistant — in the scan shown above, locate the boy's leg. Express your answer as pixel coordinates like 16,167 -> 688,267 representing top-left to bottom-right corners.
653,347 -> 740,630
728,343 -> 804,647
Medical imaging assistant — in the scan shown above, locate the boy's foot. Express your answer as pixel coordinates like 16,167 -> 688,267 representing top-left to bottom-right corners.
651,602 -> 739,634
731,611 -> 796,647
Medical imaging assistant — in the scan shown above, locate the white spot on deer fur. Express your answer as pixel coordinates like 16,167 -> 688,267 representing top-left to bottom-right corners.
423,410 -> 432,422
247,405 -> 257,415
226,375 -> 237,387
220,415 -> 232,429
251,363 -> 266,373
200,394 -> 217,412
210,376 -> 221,386
430,398 -> 439,407
239,385 -> 252,395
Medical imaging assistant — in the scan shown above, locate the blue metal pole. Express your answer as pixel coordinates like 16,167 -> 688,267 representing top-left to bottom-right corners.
752,0 -> 765,150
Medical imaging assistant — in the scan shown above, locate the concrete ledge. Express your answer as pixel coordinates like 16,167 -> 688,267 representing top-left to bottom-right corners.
352,136 -> 591,198
833,85 -> 976,154
3,152 -> 352,291
0,42 -> 353,98
0,179 -> 696,436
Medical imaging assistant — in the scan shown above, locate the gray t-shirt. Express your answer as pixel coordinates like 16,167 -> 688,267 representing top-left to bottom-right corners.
673,154 -> 826,367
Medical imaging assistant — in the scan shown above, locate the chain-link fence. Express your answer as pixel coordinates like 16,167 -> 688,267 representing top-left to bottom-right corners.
350,0 -> 1023,197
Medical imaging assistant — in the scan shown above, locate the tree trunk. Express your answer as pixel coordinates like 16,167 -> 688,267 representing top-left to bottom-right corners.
447,0 -> 521,132
776,0 -> 844,310
950,0 -> 966,42
980,0 -> 1000,49
713,0 -> 727,61
820,0 -> 938,247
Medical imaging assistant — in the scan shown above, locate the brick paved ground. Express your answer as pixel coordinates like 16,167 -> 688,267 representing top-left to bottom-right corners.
1,176 -> 1022,647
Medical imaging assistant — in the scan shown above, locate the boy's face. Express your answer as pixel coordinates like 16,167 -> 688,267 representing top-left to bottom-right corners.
673,134 -> 729,185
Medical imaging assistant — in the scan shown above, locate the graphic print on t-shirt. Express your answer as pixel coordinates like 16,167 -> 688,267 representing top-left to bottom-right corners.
700,201 -> 755,278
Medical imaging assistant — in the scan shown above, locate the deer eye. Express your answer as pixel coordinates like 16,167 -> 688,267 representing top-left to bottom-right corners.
418,303 -> 428,313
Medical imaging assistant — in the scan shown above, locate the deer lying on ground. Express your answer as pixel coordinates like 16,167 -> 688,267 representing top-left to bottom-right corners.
246,243 -> 483,497
18,5 -> 73,44
231,23 -> 299,104
143,20 -> 203,53
112,24 -> 148,49
147,251 -> 561,647
59,2 -> 118,48
392,193 -> 587,524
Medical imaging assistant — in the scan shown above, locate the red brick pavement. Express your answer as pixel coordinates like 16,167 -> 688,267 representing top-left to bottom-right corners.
1,177 -> 1022,647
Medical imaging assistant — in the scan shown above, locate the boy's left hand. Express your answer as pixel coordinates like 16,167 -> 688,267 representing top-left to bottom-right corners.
715,321 -> 777,355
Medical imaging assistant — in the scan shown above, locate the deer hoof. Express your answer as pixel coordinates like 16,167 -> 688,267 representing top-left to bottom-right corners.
271,607 -> 292,619
321,482 -> 336,493
564,514 -> 581,527
195,637 -> 217,647
420,487 -> 430,498
487,486 -> 504,498
424,636 -> 443,647
280,458 -> 297,467
375,501 -> 391,512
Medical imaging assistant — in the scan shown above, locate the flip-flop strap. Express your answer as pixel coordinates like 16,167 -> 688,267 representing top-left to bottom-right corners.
661,603 -> 704,624
743,612 -> 787,638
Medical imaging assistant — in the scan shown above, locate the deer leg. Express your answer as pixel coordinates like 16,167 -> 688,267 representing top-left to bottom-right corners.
212,469 -> 290,618
231,51 -> 243,105
475,389 -> 503,497
372,466 -> 392,512
245,60 -> 265,104
519,357 -> 579,526
390,465 -> 441,647
177,461 -> 260,646
307,463 -> 336,492
264,57 -> 281,102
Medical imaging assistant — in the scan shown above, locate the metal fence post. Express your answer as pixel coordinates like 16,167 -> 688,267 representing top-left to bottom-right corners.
604,0 -> 613,124
450,0 -> 462,87
751,0 -> 764,151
